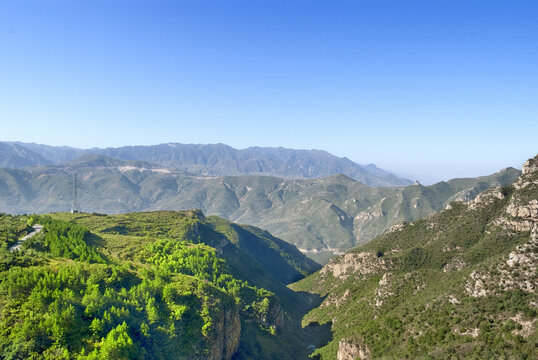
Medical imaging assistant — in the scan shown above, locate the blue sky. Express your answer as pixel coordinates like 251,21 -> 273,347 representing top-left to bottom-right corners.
1,0 -> 537,182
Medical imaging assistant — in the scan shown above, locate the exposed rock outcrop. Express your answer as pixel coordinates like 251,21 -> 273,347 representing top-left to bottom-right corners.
453,327 -> 481,338
492,217 -> 535,232
522,157 -> 538,176
374,273 -> 394,307
337,339 -> 370,360
511,312 -> 537,338
204,309 -> 241,360
466,225 -> 538,297
443,257 -> 466,272
467,187 -> 505,210
506,199 -> 538,220
354,210 -> 386,221
321,289 -> 352,309
514,156 -> 538,190
385,221 -> 406,234
321,252 -> 388,280
259,300 -> 285,330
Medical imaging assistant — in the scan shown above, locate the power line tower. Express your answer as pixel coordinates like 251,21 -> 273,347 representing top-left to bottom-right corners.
71,172 -> 79,213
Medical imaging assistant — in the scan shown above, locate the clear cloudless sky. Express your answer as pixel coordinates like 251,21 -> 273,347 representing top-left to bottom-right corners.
1,0 -> 537,182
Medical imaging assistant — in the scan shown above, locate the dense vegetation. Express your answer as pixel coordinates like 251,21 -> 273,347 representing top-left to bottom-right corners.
0,210 -> 320,359
291,156 -> 538,359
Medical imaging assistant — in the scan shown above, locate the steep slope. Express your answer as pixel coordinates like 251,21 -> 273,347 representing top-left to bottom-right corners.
3,141 -> 412,186
0,210 -> 320,359
0,142 -> 51,168
0,156 -> 520,263
12,142 -> 87,164
291,155 -> 538,359
53,211 -> 319,293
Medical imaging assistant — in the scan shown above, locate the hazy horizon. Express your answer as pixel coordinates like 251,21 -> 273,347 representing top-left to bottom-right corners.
3,139 -> 530,185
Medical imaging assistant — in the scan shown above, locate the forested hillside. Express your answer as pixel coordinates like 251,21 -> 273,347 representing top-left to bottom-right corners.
0,211 -> 321,359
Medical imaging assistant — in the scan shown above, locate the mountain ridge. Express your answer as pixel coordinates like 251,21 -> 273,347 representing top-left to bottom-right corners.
2,141 -> 412,187
0,154 -> 520,263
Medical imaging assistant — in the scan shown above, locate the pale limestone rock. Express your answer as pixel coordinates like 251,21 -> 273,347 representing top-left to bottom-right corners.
442,245 -> 462,253
337,339 -> 371,360
514,156 -> 538,189
522,158 -> 538,175
467,187 -> 505,210
443,258 -> 466,272
511,312 -> 537,338
374,273 -> 394,307
354,210 -> 386,221
492,217 -> 535,232
466,225 -> 538,297
321,289 -> 352,309
506,199 -> 538,220
385,221 -> 406,234
321,252 -> 388,280
458,328 -> 481,338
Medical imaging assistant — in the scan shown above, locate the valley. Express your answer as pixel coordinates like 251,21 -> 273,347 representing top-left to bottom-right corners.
3,1 -> 536,358
0,154 -> 535,359
0,153 -> 520,263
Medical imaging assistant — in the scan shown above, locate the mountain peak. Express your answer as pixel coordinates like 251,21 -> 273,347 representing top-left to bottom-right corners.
0,141 -> 413,187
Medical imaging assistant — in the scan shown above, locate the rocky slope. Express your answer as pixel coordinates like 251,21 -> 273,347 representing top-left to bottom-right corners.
0,142 -> 50,168
291,154 -> 538,359
0,155 -> 520,263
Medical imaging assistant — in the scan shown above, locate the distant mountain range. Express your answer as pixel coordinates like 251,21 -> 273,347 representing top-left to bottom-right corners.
0,153 -> 520,263
1,141 -> 412,187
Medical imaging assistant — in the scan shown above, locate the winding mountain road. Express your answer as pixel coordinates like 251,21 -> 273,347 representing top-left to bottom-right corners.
9,224 -> 43,252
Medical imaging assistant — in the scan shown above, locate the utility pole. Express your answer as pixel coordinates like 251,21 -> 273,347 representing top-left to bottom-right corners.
71,172 -> 79,213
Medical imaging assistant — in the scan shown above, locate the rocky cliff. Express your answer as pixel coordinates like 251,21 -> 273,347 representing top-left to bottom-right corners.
291,154 -> 538,359
205,309 -> 241,360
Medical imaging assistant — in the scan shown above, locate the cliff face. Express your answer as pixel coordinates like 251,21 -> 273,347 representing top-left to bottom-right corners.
205,309 -> 241,360
292,155 -> 538,359
337,339 -> 370,360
